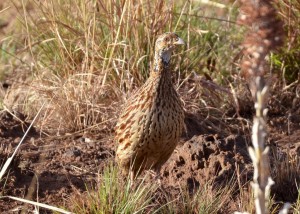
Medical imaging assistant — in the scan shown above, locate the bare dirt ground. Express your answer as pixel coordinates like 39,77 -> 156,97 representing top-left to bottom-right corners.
0,82 -> 300,213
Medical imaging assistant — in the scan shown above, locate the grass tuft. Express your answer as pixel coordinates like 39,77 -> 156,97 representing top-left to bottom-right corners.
69,165 -> 158,213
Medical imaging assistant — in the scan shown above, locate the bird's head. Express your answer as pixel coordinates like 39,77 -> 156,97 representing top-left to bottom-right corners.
155,32 -> 185,65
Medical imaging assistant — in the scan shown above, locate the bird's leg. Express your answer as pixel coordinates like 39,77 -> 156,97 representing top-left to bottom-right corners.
130,170 -> 135,186
150,167 -> 162,185
155,167 -> 161,180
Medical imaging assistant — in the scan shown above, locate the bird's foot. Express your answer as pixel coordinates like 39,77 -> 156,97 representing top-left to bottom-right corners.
148,169 -> 162,186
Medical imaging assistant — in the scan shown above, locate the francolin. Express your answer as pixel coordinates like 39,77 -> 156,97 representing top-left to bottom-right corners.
115,32 -> 185,181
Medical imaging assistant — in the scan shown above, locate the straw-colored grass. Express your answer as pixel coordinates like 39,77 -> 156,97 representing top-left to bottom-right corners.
4,0 -> 243,134
69,165 -> 158,213
69,165 -> 235,214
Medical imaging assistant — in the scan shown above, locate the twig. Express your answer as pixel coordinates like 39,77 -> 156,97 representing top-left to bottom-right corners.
0,102 -> 45,180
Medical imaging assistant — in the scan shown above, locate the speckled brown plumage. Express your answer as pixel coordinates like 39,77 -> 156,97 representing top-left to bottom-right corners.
115,32 -> 185,180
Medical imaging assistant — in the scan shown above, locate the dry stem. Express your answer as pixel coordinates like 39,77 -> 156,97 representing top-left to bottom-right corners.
237,0 -> 284,213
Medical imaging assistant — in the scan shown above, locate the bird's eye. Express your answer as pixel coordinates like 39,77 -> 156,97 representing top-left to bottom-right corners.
164,37 -> 169,42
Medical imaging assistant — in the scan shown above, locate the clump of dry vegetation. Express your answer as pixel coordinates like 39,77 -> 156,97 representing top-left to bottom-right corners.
4,0 -> 241,135
69,165 -> 159,214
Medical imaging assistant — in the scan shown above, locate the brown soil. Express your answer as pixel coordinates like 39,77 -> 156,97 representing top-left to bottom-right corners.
1,83 -> 300,213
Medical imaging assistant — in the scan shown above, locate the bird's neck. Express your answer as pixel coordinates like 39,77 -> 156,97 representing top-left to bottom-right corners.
153,50 -> 171,74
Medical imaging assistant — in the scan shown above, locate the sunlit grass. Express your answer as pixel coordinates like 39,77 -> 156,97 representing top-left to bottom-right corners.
9,0 -> 243,133
179,182 -> 233,214
293,188 -> 300,213
70,165 -> 158,214
70,165 -> 238,214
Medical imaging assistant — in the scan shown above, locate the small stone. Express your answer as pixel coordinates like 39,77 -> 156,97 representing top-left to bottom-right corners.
14,137 -> 21,144
64,148 -> 81,158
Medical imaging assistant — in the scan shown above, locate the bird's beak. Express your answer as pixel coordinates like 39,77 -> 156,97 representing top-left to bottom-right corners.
174,37 -> 185,45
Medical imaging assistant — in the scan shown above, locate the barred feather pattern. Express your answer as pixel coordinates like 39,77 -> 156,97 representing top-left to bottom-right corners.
115,33 -> 185,177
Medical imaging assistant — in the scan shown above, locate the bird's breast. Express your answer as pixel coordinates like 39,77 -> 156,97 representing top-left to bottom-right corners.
146,86 -> 184,148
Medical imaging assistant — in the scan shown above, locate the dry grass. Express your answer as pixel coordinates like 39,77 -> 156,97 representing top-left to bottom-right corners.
69,165 -> 159,214
2,0 -> 243,135
69,166 -> 235,214
271,147 -> 300,203
234,181 -> 282,214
